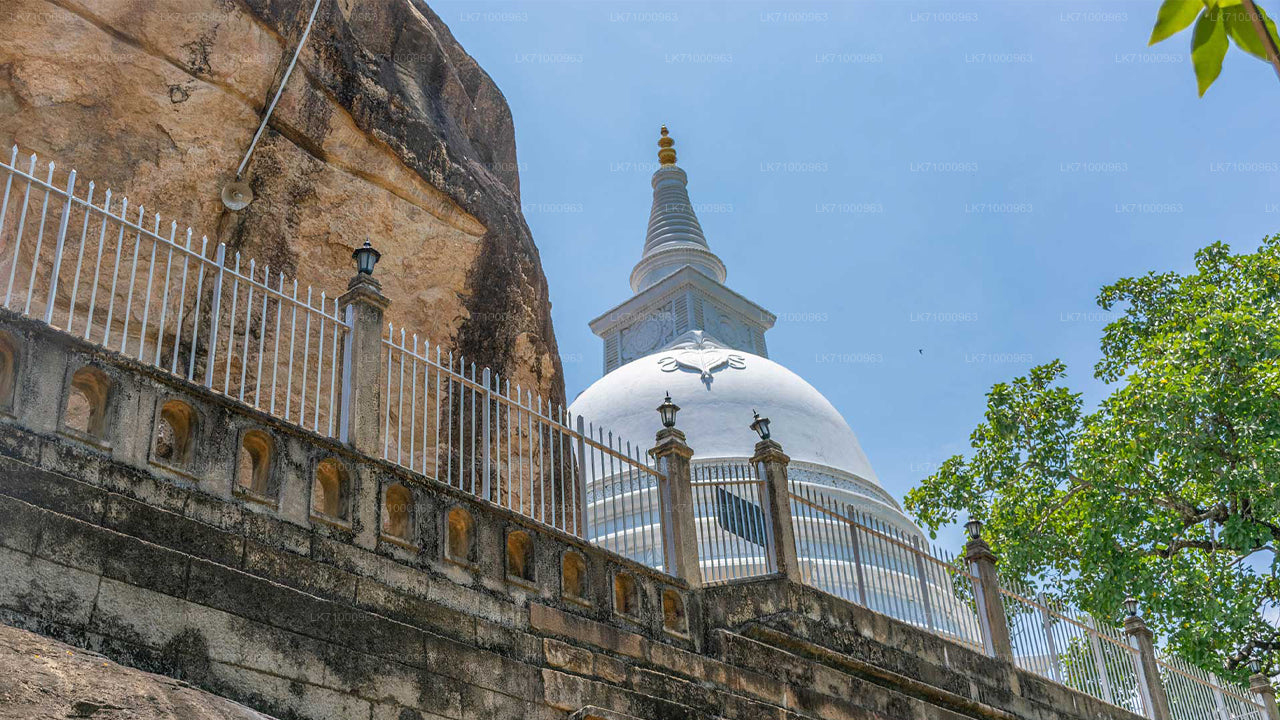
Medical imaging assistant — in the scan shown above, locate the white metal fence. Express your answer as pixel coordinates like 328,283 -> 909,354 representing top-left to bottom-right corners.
691,460 -> 775,584
0,147 -> 347,436
1000,579 -> 1266,720
1002,581 -> 1148,715
1159,651 -> 1266,720
381,325 -> 666,568
788,480 -> 986,651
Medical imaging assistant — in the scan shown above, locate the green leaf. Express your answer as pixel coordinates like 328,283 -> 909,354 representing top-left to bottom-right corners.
1151,0 -> 1206,44
1223,4 -> 1280,59
1192,9 -> 1230,96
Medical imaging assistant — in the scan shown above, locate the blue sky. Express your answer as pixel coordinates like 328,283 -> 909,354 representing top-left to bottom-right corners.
433,0 -> 1280,543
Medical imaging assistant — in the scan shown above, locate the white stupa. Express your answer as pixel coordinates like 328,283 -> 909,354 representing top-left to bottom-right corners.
570,128 -> 974,642
571,127 -> 914,529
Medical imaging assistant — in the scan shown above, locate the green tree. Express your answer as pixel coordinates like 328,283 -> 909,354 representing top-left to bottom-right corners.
1148,0 -> 1280,95
905,236 -> 1280,679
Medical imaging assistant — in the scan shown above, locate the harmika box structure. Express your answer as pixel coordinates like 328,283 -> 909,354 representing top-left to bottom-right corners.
0,145 -> 1274,720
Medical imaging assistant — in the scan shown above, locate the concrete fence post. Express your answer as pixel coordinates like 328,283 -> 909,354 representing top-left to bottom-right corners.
1250,673 -> 1280,720
751,438 -> 801,581
1124,610 -> 1173,720
650,424 -> 702,589
964,529 -> 1014,662
338,271 -> 389,457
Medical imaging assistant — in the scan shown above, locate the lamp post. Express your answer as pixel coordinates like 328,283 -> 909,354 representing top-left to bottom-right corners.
1124,599 -> 1172,720
1250,661 -> 1280,720
338,238 -> 390,453
750,410 -> 771,440
1124,597 -> 1139,617
658,393 -> 680,429
649,394 -> 700,588
749,412 -> 800,580
963,517 -> 1013,661
352,240 -> 381,276
964,517 -> 983,540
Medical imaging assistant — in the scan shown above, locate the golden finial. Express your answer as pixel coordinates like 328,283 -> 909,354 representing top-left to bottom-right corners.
658,125 -> 677,166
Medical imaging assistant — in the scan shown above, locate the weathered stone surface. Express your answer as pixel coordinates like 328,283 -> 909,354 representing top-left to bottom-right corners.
0,622 -> 277,719
0,0 -> 562,406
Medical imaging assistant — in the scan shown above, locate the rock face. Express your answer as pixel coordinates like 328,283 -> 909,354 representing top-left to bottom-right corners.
0,0 -> 563,403
0,623 -> 276,719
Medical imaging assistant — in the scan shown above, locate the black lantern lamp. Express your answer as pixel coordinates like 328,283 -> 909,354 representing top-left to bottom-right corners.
657,393 -> 679,428
1123,597 -> 1139,617
750,410 -> 771,440
353,240 -> 381,275
964,517 -> 983,540
1250,658 -> 1262,674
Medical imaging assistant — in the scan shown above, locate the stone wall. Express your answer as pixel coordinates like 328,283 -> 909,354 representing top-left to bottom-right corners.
0,310 -> 1146,720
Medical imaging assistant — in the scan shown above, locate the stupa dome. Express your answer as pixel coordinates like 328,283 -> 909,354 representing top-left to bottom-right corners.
569,332 -> 911,526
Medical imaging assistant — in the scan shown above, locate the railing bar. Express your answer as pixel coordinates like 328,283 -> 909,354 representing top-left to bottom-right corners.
220,252 -> 241,391
459,356 -> 469,490
651,445 -> 662,567
153,222 -> 177,365
136,214 -> 161,360
623,437 -> 637,559
408,335 -> 419,469
529,391 -> 538,518
268,272 -> 284,412
44,169 -> 78,325
283,280 -> 298,418
3,154 -> 36,310
65,182 -> 96,334
447,352 -> 457,488
741,466 -> 760,581
506,380 -> 515,514
495,377 -> 505,509
600,425 -> 617,556
534,395 -> 544,522
383,323 -> 394,459
0,149 -> 20,299
466,362 -> 474,495
396,327 -> 407,463
253,265 -> 270,407
168,228 -> 193,374
311,292 -> 327,432
203,243 -> 227,386
237,259 -> 255,399
84,191 -> 113,341
328,299 -> 340,433
643,442 -> 658,566
22,162 -> 55,316
119,205 -> 145,354
185,237 -> 209,380
298,286 -> 312,422
434,345 -> 443,480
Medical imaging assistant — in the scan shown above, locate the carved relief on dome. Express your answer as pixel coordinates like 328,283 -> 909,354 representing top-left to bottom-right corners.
657,331 -> 746,387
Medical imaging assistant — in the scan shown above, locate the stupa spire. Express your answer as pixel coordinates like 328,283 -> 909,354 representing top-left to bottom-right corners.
630,126 -> 725,293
